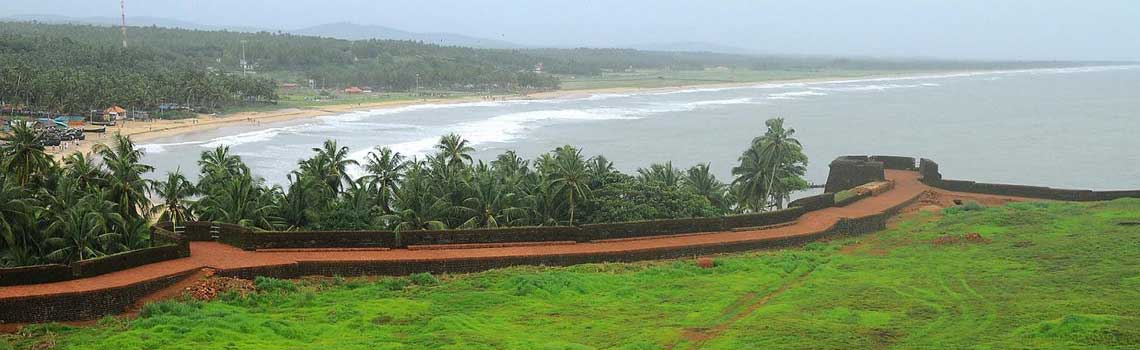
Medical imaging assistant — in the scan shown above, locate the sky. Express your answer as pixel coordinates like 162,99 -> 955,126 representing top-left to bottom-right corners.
3,0 -> 1139,61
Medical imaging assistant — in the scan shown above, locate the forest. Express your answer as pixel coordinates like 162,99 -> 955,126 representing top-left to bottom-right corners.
0,117 -> 807,267
0,21 -> 1085,116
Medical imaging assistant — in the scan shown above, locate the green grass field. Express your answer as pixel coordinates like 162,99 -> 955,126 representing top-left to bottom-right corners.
5,199 -> 1138,349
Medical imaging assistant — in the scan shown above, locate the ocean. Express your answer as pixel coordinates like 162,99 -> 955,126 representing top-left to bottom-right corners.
139,66 -> 1140,191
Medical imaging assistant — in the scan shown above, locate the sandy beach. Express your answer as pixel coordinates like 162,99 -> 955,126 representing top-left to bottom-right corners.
44,70 -> 961,158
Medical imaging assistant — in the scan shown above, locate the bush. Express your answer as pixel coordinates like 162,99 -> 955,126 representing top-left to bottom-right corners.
409,272 -> 439,286
254,276 -> 298,293
944,200 -> 987,215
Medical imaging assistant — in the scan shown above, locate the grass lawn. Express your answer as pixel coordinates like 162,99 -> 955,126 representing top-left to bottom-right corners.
4,199 -> 1138,349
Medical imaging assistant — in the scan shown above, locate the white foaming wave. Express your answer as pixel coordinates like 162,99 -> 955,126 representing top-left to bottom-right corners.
349,108 -> 647,163
809,82 -> 940,92
137,140 -> 206,154
321,100 -> 539,123
768,90 -> 828,100
652,82 -> 806,96
583,93 -> 634,101
200,126 -> 298,148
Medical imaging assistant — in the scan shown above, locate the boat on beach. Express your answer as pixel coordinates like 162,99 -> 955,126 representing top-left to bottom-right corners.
82,126 -> 106,133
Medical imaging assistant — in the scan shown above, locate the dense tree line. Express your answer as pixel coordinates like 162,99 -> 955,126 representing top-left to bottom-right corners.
0,117 -> 807,267
0,30 -> 278,115
0,125 -> 155,267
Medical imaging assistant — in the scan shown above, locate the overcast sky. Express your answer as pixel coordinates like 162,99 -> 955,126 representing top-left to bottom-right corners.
4,0 -> 1139,61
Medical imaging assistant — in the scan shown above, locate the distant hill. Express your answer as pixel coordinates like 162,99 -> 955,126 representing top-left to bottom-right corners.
2,14 -> 267,33
291,22 -> 523,48
5,15 -> 527,49
628,41 -> 759,55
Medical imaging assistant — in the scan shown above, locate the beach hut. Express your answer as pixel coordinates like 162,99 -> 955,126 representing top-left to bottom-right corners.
105,105 -> 127,120
344,87 -> 364,94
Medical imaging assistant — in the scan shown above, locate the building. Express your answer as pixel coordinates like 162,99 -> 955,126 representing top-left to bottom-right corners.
105,105 -> 127,120
280,83 -> 299,89
344,87 -> 364,94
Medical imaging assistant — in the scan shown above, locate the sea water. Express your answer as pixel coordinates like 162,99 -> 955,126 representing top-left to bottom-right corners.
140,66 -> 1140,190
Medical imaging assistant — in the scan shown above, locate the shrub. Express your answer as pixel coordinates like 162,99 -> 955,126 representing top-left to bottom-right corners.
409,272 -> 440,286
944,200 -> 987,215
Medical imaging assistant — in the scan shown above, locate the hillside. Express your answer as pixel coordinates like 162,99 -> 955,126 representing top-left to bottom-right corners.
5,199 -> 1136,349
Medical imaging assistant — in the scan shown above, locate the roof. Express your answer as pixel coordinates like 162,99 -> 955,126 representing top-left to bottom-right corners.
105,106 -> 126,114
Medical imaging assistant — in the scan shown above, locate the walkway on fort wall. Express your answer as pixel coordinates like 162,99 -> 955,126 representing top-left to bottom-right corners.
0,170 -> 1032,318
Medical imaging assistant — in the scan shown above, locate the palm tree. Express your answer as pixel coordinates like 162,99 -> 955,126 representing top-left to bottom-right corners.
731,145 -> 768,212
754,118 -> 807,209
0,123 -> 52,186
436,133 -> 474,167
62,152 -> 106,191
732,118 -> 808,211
586,155 -> 616,187
684,163 -> 729,210
637,161 -> 682,188
303,139 -> 358,194
0,182 -> 38,266
44,194 -> 124,262
152,170 -> 197,229
547,146 -> 590,226
276,173 -> 321,230
363,147 -> 406,214
94,134 -> 154,220
196,173 -> 278,229
198,146 -> 247,191
455,168 -> 527,228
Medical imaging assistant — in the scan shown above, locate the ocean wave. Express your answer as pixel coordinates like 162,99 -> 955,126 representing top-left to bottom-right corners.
768,90 -> 828,100
809,82 -> 939,92
137,140 -> 206,154
200,127 -> 300,148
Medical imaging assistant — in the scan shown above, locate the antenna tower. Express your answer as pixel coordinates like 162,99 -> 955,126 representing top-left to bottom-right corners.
120,0 -> 128,48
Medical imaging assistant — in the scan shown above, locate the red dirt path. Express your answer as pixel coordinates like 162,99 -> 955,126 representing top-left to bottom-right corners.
0,170 -> 1033,303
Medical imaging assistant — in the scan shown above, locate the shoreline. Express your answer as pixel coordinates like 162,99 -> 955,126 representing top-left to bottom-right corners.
45,69 -> 983,158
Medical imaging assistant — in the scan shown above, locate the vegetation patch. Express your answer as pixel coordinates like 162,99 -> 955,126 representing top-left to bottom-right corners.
4,199 -> 1137,349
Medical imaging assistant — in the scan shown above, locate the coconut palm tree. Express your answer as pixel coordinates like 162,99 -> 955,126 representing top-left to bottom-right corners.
276,173 -> 322,230
0,123 -> 52,186
455,167 -> 527,228
62,152 -> 106,191
303,139 -> 358,194
732,118 -> 808,211
637,161 -> 683,188
436,133 -> 474,168
684,163 -> 729,210
380,163 -> 449,231
94,134 -> 154,220
363,146 -> 406,214
196,173 -> 278,229
586,155 -> 617,188
0,181 -> 38,266
754,118 -> 807,209
43,194 -> 124,262
546,146 -> 590,226
198,146 -> 247,191
152,170 -> 197,229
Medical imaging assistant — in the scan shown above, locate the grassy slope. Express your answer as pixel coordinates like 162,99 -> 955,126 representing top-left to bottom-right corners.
4,200 -> 1138,350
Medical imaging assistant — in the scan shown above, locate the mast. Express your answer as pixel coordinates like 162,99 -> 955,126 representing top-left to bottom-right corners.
120,0 -> 128,48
